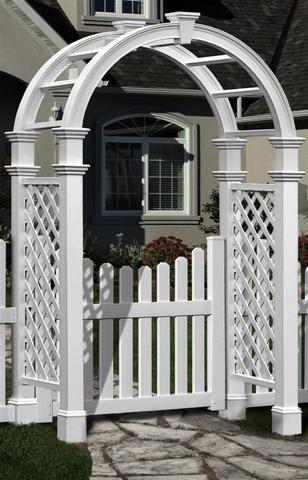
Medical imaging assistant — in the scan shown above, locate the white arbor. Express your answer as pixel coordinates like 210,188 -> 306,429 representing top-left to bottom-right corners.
6,12 -> 304,441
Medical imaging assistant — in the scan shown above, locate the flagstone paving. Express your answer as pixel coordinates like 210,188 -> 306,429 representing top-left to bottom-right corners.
87,409 -> 308,479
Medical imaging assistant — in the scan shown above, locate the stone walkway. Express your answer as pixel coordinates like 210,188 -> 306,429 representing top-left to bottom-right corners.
87,409 -> 308,480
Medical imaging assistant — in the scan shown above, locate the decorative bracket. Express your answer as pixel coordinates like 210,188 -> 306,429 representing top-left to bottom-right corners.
165,11 -> 200,44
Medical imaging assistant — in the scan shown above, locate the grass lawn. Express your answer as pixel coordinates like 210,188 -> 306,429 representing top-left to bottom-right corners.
0,423 -> 92,480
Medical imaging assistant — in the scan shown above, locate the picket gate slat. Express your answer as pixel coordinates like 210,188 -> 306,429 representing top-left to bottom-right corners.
119,266 -> 133,398
83,258 -> 94,400
192,248 -> 205,393
298,262 -> 303,389
305,266 -> 308,390
0,241 -> 6,407
157,262 -> 170,395
138,266 -> 152,397
99,263 -> 114,399
175,257 -> 188,394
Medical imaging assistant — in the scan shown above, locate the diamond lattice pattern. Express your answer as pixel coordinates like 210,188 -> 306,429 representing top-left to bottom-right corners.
24,183 -> 60,385
233,189 -> 275,383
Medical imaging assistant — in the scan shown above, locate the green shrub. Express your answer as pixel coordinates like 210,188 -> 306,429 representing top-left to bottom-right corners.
0,424 -> 92,480
108,233 -> 142,269
83,227 -> 104,266
199,188 -> 219,236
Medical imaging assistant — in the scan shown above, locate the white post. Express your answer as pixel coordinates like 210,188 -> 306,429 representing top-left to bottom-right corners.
5,131 -> 40,424
207,236 -> 225,410
53,127 -> 89,443
269,137 -> 305,435
213,138 -> 247,420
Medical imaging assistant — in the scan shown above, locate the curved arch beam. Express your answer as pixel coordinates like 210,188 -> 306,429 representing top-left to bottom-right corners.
14,20 -> 296,138
61,23 -> 295,136
13,30 -> 124,130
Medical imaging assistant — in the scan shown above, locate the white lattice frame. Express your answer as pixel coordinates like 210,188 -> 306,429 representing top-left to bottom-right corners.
23,182 -> 60,387
233,188 -> 275,387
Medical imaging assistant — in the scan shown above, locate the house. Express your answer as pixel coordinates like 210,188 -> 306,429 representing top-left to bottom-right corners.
1,0 -> 308,248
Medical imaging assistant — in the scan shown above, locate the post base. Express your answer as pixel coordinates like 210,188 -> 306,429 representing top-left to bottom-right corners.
57,409 -> 87,443
272,406 -> 302,435
8,397 -> 37,424
219,395 -> 246,420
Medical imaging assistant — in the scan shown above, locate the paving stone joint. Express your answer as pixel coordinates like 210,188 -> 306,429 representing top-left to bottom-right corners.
87,409 -> 308,480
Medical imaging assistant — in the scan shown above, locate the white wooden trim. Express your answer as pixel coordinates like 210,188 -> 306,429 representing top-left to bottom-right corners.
22,178 -> 60,186
138,266 -> 152,397
157,262 -> 170,395
186,54 -> 233,66
0,405 -> 14,423
232,373 -> 275,389
84,392 -> 212,415
246,392 -> 275,408
231,183 -> 275,192
83,300 -> 212,319
213,87 -> 261,98
0,242 -> 6,407
22,376 -> 60,390
0,307 -> 16,324
227,129 -> 276,138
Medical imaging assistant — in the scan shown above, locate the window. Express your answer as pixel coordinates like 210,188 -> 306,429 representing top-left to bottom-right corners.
92,0 -> 115,13
123,1 -> 143,14
102,116 -> 191,215
91,0 -> 144,15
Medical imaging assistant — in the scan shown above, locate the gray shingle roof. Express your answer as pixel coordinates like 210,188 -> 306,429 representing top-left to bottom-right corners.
248,0 -> 308,114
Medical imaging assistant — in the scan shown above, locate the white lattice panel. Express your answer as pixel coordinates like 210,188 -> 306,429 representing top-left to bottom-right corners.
24,182 -> 60,386
232,187 -> 275,385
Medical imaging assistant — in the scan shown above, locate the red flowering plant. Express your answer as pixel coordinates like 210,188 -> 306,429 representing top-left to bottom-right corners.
298,235 -> 308,296
141,236 -> 192,283
299,234 -> 308,266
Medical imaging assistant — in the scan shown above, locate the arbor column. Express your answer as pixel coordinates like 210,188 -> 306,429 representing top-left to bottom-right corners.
5,131 -> 40,424
53,127 -> 90,443
269,137 -> 305,435
213,138 -> 247,420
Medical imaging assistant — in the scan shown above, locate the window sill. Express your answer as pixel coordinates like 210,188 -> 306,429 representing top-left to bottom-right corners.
82,15 -> 159,26
140,215 -> 201,225
92,215 -> 201,226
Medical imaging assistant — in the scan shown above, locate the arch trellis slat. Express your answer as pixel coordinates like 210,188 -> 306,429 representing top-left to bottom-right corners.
4,12 -> 304,442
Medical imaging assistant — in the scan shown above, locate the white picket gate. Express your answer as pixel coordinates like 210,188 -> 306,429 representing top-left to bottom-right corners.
0,241 -> 16,422
51,240 -> 225,416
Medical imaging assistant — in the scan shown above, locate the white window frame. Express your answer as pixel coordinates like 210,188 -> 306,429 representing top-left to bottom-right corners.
100,114 -> 197,219
88,0 -> 155,21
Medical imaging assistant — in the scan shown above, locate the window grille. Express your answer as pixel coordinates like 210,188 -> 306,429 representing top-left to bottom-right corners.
103,116 -> 186,213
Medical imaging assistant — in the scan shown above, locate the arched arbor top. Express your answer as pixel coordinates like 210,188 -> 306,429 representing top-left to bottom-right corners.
12,11 -> 297,140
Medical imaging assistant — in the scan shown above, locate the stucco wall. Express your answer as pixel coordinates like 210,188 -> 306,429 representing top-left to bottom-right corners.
0,4 -> 58,175
0,4 -> 52,84
244,127 -> 308,233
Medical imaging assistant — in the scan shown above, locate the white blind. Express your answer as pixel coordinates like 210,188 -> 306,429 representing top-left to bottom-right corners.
148,143 -> 184,211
